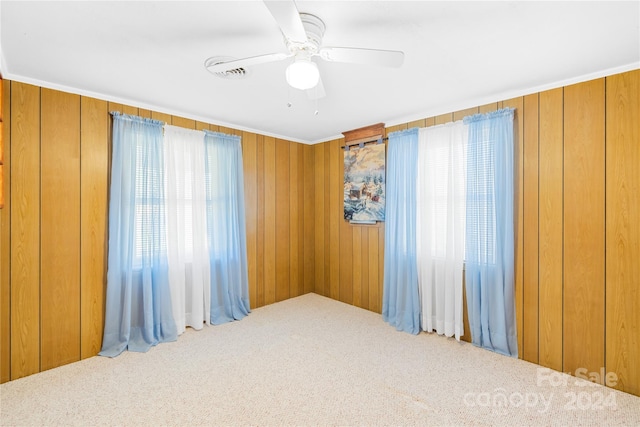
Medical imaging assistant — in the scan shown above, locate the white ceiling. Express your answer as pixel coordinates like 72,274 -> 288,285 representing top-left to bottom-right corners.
1,1 -> 639,144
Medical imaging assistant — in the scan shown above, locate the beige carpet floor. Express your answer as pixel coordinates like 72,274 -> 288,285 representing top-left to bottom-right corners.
1,293 -> 639,426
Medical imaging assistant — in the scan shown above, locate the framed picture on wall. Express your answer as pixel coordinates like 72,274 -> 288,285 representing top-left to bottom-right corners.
343,142 -> 385,222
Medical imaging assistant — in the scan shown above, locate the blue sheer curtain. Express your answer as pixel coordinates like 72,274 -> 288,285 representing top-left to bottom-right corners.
382,128 -> 421,334
204,131 -> 251,324
100,113 -> 177,357
464,108 -> 518,357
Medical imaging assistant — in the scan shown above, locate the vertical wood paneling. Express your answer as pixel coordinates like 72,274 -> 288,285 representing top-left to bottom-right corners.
138,109 -> 151,119
460,271 -> 470,343
255,135 -> 265,308
40,89 -> 81,371
378,227 -> 385,314
503,96 -> 525,358
288,142 -> 300,298
538,88 -> 564,371
338,140 -> 353,305
323,142 -> 331,297
386,124 -> 407,134
605,70 -> 640,396
368,228 -> 380,312
434,114 -> 452,126
407,119 -> 426,128
479,103 -> 499,113
1,81 -> 316,381
218,126 -> 241,137
312,78 -> 638,397
120,104 -> 138,116
1,79 -> 11,383
352,227 -> 362,308
522,93 -> 539,364
339,223 -> 353,304
563,79 -> 605,376
106,102 -> 123,115
196,121 -> 211,131
263,136 -> 276,305
150,111 -> 172,124
10,82 -> 41,379
242,131 -> 257,308
453,107 -> 478,121
80,97 -> 108,359
328,140 -> 340,300
275,139 -> 290,302
303,145 -> 315,295
171,116 -> 195,129
360,228 -> 369,311
297,146 -> 305,296
2,71 -> 639,398
313,144 -> 325,296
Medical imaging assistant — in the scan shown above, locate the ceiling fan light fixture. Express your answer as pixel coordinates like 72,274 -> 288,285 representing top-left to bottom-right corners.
286,58 -> 319,90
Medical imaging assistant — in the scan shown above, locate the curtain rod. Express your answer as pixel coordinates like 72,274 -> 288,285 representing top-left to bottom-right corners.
341,136 -> 388,150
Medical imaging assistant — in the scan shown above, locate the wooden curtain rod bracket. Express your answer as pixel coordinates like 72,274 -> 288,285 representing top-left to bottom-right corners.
342,123 -> 384,141
342,122 -> 385,150
341,136 -> 387,150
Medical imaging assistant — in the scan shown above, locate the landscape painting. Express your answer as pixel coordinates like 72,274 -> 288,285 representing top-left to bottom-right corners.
343,143 -> 385,222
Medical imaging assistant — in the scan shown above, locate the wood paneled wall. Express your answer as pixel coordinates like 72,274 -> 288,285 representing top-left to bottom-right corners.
0,78 -> 8,382
313,70 -> 639,396
313,104 -> 520,345
0,80 -> 314,382
519,73 -> 639,397
1,70 -> 638,397
313,139 -> 385,311
605,71 -> 640,396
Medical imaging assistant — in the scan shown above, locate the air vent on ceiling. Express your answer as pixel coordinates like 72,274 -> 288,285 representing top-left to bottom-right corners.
204,56 -> 249,79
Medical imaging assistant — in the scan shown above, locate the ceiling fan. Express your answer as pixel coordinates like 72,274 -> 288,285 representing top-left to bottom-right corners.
204,0 -> 404,99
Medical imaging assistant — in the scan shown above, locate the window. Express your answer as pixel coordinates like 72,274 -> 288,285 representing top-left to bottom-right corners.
465,127 -> 497,265
133,129 -> 167,266
417,123 -> 467,260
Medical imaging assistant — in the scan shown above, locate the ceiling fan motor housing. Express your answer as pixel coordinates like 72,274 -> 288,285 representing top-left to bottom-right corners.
286,13 -> 325,57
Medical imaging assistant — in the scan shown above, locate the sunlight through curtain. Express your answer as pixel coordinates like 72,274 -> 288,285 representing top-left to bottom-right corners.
382,128 -> 421,334
164,125 -> 211,333
101,116 -> 251,357
100,113 -> 177,357
416,122 -> 467,340
464,108 -> 518,357
204,131 -> 251,324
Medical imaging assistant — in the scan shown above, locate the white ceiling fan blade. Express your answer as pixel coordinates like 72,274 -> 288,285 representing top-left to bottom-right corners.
263,0 -> 308,43
205,53 -> 291,74
307,74 -> 326,100
318,47 -> 405,68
